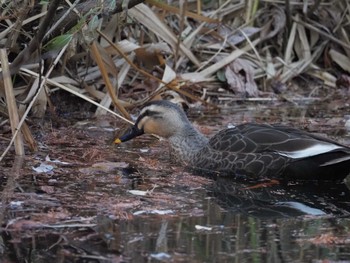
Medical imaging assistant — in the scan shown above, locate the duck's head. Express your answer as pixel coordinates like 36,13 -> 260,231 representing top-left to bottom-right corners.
115,100 -> 190,143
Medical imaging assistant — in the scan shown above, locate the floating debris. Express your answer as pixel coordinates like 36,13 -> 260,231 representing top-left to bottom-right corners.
133,209 -> 174,215
32,163 -> 54,173
150,252 -> 171,260
195,225 -> 213,231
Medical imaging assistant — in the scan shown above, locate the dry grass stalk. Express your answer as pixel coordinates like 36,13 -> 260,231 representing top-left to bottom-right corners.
89,41 -> 131,119
129,3 -> 201,67
0,49 -> 25,156
146,0 -> 219,23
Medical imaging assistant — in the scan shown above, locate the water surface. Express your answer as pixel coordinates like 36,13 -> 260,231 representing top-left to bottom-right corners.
1,101 -> 350,262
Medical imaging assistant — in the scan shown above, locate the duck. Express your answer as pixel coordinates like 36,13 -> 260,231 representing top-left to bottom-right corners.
114,100 -> 350,181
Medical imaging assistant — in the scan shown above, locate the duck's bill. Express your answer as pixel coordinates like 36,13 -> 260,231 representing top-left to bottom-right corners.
114,126 -> 144,144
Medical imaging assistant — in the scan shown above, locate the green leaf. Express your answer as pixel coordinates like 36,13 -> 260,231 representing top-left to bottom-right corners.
44,34 -> 73,51
216,69 -> 227,82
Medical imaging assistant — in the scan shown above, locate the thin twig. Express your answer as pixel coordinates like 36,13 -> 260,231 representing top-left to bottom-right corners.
45,0 -> 81,38
20,68 -> 134,125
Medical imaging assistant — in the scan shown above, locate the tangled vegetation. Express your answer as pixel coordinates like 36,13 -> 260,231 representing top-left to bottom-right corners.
0,0 -> 350,156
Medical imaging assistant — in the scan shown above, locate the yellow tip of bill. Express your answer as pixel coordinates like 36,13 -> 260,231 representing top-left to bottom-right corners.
114,138 -> 122,144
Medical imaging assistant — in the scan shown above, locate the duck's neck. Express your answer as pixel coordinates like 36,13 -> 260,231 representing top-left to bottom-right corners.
168,125 -> 208,164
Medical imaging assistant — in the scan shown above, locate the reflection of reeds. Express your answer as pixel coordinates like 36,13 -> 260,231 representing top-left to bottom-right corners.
0,156 -> 24,226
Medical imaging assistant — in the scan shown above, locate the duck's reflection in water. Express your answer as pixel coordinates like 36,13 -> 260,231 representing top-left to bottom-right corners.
208,176 -> 350,218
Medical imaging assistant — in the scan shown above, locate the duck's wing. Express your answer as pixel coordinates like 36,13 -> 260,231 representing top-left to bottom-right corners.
208,123 -> 350,160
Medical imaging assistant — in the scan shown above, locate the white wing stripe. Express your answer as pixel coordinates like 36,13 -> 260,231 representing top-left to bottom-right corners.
278,144 -> 343,159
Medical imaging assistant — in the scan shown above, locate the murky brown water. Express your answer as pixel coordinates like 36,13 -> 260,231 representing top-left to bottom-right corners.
1,101 -> 350,262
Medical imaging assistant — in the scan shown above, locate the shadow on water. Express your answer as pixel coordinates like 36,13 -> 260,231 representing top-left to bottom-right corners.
1,103 -> 350,262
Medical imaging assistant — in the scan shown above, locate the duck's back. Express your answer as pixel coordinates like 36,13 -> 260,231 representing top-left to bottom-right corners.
198,123 -> 350,180
209,123 -> 346,156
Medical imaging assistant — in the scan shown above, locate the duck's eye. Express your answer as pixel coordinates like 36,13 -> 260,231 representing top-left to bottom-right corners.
144,109 -> 151,116
144,110 -> 162,119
